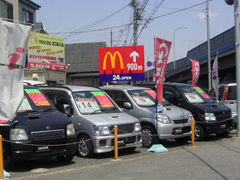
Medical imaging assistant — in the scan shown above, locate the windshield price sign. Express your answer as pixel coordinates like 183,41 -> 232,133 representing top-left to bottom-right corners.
99,45 -> 145,81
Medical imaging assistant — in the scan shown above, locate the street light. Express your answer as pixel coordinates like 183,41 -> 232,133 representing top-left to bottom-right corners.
173,26 -> 187,70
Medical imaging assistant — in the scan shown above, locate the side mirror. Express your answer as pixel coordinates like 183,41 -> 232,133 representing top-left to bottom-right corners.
63,104 -> 72,117
123,102 -> 133,109
177,98 -> 183,107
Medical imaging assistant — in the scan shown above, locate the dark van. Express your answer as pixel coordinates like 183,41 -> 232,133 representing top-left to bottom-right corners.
1,84 -> 76,170
163,82 -> 234,140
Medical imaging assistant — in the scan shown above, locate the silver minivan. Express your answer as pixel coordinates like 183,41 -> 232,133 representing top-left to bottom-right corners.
101,85 -> 193,148
38,85 -> 142,157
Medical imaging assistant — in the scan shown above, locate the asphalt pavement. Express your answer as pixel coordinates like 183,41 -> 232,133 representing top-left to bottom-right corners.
6,130 -> 240,180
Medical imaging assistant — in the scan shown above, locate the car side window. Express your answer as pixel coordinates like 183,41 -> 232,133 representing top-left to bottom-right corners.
52,91 -> 72,114
111,90 -> 129,108
163,87 -> 179,105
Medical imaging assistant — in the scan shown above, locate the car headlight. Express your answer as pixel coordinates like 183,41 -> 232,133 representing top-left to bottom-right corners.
67,123 -> 75,137
10,128 -> 28,141
188,114 -> 193,121
94,126 -> 110,136
156,114 -> 171,124
134,123 -> 141,132
205,113 -> 216,121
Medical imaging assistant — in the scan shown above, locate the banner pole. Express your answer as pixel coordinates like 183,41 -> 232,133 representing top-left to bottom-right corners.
0,135 -> 3,179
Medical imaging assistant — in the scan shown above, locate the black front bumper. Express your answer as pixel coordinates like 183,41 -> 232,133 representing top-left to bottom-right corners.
8,137 -> 76,162
199,118 -> 234,135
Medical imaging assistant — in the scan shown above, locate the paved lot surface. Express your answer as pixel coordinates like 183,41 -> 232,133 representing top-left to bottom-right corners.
5,130 -> 240,180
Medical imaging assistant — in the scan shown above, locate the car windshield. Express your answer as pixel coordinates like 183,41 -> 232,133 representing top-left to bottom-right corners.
18,88 -> 55,113
72,90 -> 120,114
127,89 -> 170,107
177,85 -> 214,104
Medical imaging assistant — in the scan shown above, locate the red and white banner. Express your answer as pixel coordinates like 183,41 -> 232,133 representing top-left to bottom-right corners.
212,53 -> 219,101
155,37 -> 172,105
0,20 -> 31,123
191,59 -> 200,85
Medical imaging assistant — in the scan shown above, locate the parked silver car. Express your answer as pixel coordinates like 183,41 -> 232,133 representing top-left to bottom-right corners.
209,82 -> 237,125
38,85 -> 142,157
100,85 -> 193,148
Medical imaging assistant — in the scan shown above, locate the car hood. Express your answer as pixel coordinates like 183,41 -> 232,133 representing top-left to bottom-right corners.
191,102 -> 231,113
147,105 -> 191,120
162,105 -> 191,120
16,110 -> 72,132
83,112 -> 139,125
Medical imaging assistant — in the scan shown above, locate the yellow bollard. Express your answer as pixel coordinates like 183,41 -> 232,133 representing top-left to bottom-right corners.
191,117 -> 195,147
114,125 -> 118,160
0,135 -> 3,179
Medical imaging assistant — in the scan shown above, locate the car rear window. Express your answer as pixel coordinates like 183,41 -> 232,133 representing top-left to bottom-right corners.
227,86 -> 236,100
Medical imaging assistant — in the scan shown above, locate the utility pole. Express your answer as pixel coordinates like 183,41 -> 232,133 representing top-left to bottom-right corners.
110,30 -> 113,47
206,0 -> 211,92
131,0 -> 139,45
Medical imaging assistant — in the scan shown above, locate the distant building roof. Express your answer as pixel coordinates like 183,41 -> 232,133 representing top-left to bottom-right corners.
65,42 -> 106,73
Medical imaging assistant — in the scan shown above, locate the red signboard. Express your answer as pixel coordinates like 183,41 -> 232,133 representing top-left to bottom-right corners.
99,45 -> 145,81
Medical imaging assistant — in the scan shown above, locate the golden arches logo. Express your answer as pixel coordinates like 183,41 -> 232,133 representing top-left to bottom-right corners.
103,51 -> 124,70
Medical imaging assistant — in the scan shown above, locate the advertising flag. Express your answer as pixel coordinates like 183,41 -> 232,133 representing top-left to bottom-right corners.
212,53 -> 219,101
155,37 -> 172,105
0,20 -> 31,123
191,59 -> 200,85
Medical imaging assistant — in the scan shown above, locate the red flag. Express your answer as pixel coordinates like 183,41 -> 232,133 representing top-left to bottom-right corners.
155,37 -> 172,105
191,59 -> 200,85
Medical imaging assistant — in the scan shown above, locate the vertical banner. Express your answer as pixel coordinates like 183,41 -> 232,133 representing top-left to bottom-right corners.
155,37 -> 172,105
0,20 -> 31,123
212,53 -> 219,101
191,59 -> 200,85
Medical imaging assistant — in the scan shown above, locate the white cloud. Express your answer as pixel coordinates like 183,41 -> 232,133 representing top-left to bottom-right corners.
197,11 -> 220,21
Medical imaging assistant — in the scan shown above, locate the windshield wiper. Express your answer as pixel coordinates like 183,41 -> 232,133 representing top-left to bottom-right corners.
89,110 -> 102,114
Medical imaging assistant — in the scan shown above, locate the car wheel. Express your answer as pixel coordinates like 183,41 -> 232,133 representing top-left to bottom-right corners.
76,134 -> 94,158
57,153 -> 74,163
174,136 -> 190,144
141,126 -> 157,148
195,124 -> 205,141
216,131 -> 230,137
3,152 -> 14,171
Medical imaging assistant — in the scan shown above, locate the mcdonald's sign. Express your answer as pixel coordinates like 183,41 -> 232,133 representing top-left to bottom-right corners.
99,45 -> 145,82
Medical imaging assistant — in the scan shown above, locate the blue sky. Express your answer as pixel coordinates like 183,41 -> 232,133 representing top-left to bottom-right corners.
33,0 -> 235,70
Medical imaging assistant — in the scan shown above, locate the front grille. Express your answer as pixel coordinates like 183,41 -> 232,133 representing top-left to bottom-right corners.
111,136 -> 136,146
110,124 -> 134,134
215,110 -> 231,121
31,129 -> 65,141
173,119 -> 188,124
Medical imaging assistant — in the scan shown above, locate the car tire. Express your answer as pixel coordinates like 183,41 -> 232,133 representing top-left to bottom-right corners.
216,131 -> 230,137
174,136 -> 190,144
3,152 -> 14,171
141,126 -> 157,148
195,124 -> 205,141
76,134 -> 94,158
57,153 -> 74,163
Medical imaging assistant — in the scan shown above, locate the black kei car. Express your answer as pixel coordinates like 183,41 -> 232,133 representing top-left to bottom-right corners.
163,82 -> 234,140
1,84 -> 76,170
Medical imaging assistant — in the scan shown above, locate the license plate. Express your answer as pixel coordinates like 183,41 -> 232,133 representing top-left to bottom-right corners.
220,124 -> 226,129
37,146 -> 49,151
117,139 -> 125,146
